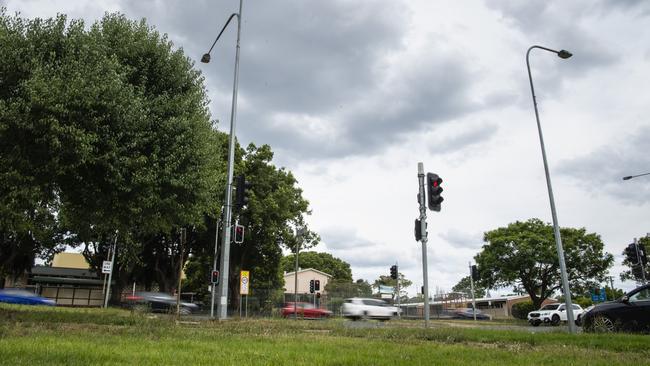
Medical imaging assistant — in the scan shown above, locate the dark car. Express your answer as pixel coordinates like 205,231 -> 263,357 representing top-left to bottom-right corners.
281,302 -> 332,319
124,292 -> 199,315
451,307 -> 491,320
0,289 -> 56,306
582,284 -> 650,333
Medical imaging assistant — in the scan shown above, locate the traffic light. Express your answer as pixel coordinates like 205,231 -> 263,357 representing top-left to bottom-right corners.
235,175 -> 252,208
625,243 -> 639,264
471,265 -> 479,281
314,280 -> 320,291
316,292 -> 321,299
414,219 -> 422,241
309,280 -> 315,293
211,270 -> 220,284
390,265 -> 398,280
234,224 -> 245,244
426,173 -> 443,212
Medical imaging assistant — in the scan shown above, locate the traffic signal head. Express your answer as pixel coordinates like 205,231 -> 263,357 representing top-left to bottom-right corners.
390,265 -> 398,280
639,244 -> 648,266
414,219 -> 422,241
426,173 -> 443,212
314,280 -> 320,291
211,270 -> 220,284
234,224 -> 245,244
235,175 -> 252,208
309,279 -> 315,293
471,265 -> 479,281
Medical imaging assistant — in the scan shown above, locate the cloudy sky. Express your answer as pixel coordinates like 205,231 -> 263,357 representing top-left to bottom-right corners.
6,0 -> 649,295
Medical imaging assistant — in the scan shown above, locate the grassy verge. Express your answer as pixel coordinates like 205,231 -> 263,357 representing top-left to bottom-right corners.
1,304 -> 647,365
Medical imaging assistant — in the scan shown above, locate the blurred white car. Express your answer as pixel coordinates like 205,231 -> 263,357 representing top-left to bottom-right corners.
341,298 -> 399,321
527,303 -> 584,326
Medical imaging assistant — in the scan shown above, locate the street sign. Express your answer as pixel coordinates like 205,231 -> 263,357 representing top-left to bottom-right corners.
102,261 -> 112,274
240,270 -> 250,295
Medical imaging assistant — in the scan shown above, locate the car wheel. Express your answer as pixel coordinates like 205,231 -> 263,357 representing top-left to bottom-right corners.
551,314 -> 561,326
179,307 -> 191,315
592,315 -> 615,333
531,320 -> 541,327
362,311 -> 369,321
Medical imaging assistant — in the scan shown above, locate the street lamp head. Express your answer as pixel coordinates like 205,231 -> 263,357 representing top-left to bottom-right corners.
201,53 -> 211,63
557,50 -> 573,59
623,176 -> 633,180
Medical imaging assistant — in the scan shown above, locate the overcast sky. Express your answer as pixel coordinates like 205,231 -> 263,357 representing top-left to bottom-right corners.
6,0 -> 649,296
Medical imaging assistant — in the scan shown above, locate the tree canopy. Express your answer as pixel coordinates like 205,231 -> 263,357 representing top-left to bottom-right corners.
474,218 -> 613,308
280,251 -> 352,281
452,276 -> 486,298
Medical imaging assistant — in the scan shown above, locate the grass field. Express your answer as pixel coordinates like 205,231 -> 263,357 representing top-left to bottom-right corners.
1,304 -> 648,365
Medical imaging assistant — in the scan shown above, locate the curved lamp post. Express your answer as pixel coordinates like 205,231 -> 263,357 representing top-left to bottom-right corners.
526,45 -> 576,333
623,172 -> 650,181
202,0 -> 243,320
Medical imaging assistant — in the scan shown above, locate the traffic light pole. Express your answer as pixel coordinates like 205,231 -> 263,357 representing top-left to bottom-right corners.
417,163 -> 430,327
469,262 -> 477,322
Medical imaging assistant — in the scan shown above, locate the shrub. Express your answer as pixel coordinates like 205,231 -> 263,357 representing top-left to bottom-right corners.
511,301 -> 536,319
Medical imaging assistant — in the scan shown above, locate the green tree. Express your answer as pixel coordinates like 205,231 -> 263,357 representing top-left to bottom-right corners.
372,273 -> 413,298
475,219 -> 614,309
280,251 -> 352,281
619,236 -> 650,284
452,276 -> 486,298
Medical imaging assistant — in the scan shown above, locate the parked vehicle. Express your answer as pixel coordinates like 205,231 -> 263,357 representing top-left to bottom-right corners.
582,284 -> 650,333
281,302 -> 332,319
527,303 -> 584,326
123,292 -> 199,315
0,289 -> 56,306
341,298 -> 398,321
451,307 -> 491,320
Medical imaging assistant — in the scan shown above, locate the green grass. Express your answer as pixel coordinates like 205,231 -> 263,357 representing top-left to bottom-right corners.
1,304 -> 648,365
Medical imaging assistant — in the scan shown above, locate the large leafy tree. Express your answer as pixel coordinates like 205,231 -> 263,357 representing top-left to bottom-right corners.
0,12 -> 221,291
474,218 -> 613,309
280,251 -> 352,281
452,276 -> 486,298
373,273 -> 413,299
619,236 -> 650,284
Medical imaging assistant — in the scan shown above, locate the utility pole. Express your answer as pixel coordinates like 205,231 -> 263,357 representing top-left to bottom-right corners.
417,163 -> 430,327
176,228 -> 186,319
210,206 -> 224,318
104,231 -> 118,309
294,228 -> 304,320
396,262 -> 401,319
634,238 -> 647,284
469,262 -> 477,322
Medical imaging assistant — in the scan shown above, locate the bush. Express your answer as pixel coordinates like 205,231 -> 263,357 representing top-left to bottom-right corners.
511,301 -> 536,319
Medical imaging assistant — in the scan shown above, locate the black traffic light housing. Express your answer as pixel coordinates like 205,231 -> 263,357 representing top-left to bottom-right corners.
309,279 -> 315,293
314,280 -> 320,291
471,265 -> 479,281
235,175 -> 252,208
211,270 -> 220,284
390,265 -> 398,280
414,219 -> 422,241
426,173 -> 443,212
234,224 -> 245,244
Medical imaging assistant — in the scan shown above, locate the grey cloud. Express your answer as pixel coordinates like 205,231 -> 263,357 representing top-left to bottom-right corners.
427,122 -> 498,155
438,229 -> 484,250
556,126 -> 650,204
119,0 -> 477,160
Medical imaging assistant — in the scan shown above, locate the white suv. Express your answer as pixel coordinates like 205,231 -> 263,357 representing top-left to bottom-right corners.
527,303 -> 585,326
341,298 -> 399,321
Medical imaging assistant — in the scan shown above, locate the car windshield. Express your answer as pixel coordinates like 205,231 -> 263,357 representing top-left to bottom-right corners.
540,304 -> 560,310
361,299 -> 389,307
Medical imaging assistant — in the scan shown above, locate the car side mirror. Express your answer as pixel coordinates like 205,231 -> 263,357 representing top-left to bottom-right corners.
621,295 -> 629,303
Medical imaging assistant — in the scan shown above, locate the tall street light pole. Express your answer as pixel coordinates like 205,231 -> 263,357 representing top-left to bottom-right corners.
623,172 -> 650,180
526,45 -> 576,333
202,0 -> 243,320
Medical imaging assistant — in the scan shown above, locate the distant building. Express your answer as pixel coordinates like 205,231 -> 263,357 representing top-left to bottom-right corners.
283,268 -> 332,295
4,252 -> 104,307
400,294 -> 555,319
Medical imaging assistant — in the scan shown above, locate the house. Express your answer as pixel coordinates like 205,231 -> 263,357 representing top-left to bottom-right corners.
283,268 -> 332,295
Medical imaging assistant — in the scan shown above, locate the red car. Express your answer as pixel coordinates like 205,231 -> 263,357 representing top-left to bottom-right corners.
282,302 -> 332,319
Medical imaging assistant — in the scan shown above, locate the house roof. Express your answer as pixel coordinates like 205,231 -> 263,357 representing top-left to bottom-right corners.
283,268 -> 333,278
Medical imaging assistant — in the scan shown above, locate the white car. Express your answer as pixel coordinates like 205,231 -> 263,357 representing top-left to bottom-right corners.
527,303 -> 585,326
341,298 -> 399,321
